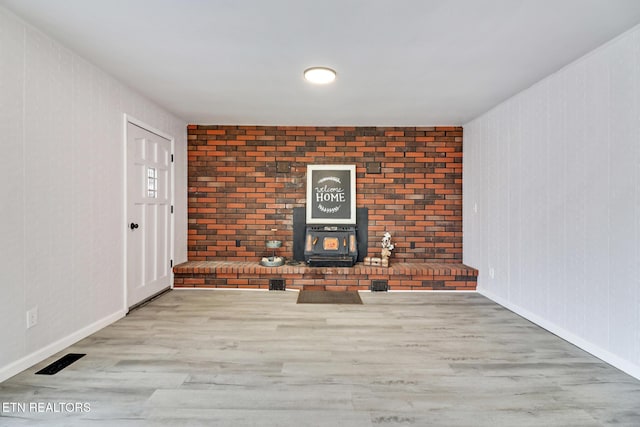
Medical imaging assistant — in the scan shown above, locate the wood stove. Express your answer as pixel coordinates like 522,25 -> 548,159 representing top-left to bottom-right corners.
292,207 -> 368,264
304,225 -> 358,267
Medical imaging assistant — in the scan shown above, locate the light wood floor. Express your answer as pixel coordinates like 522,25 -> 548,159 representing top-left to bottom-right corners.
1,290 -> 640,426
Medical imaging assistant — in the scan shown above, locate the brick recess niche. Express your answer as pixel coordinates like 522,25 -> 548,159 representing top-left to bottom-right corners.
186,125 -> 463,263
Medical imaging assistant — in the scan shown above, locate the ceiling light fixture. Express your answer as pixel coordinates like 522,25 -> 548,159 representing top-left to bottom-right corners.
304,67 -> 336,84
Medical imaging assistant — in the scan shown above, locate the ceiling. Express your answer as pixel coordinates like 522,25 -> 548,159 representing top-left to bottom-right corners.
2,0 -> 640,126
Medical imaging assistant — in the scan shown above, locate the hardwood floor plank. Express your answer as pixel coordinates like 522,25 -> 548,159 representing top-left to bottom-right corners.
0,290 -> 639,426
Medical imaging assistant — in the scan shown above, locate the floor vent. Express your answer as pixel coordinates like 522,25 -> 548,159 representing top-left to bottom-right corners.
370,280 -> 389,292
35,353 -> 86,375
269,278 -> 285,291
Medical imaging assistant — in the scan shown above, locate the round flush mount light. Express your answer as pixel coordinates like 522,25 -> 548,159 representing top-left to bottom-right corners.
303,67 -> 336,84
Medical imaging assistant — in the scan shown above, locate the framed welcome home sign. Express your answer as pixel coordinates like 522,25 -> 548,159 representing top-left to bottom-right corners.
306,164 -> 356,224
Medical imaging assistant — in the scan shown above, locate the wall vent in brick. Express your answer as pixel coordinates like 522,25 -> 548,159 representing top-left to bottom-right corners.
269,278 -> 285,291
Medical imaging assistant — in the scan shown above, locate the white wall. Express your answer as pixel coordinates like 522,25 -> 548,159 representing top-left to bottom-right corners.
464,24 -> 640,379
0,6 -> 188,382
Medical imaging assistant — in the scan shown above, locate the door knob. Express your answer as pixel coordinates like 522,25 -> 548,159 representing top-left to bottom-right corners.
130,222 -> 139,230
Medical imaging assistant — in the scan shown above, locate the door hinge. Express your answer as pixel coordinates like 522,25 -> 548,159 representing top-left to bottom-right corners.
170,259 -> 173,268
171,205 -> 174,214
171,154 -> 174,163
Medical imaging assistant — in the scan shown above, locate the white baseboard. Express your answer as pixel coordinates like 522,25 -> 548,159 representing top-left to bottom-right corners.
478,288 -> 640,381
0,309 -> 126,383
387,290 -> 477,293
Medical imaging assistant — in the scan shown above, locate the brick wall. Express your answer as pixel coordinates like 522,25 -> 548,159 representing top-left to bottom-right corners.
187,125 -> 463,263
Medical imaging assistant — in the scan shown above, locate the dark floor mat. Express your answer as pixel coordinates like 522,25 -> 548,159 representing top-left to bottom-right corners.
297,290 -> 363,304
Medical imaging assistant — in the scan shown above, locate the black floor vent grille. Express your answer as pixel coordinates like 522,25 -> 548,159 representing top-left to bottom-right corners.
35,353 -> 86,375
269,279 -> 285,291
370,280 -> 389,292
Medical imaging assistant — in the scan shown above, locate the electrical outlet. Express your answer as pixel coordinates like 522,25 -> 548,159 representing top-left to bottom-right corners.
26,307 -> 38,329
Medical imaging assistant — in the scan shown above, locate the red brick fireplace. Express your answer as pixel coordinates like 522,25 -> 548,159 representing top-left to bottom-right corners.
174,125 -> 477,290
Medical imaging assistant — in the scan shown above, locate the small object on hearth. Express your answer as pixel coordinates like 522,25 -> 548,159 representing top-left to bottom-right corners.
381,258 -> 389,267
364,257 -> 371,266
261,239 -> 283,266
266,240 -> 282,248
371,257 -> 381,266
381,232 -> 394,267
261,256 -> 284,267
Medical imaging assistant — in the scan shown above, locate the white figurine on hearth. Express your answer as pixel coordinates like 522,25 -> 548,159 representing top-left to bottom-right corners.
381,232 -> 394,266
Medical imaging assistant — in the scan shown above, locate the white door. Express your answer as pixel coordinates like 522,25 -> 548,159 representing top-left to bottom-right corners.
126,121 -> 173,308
